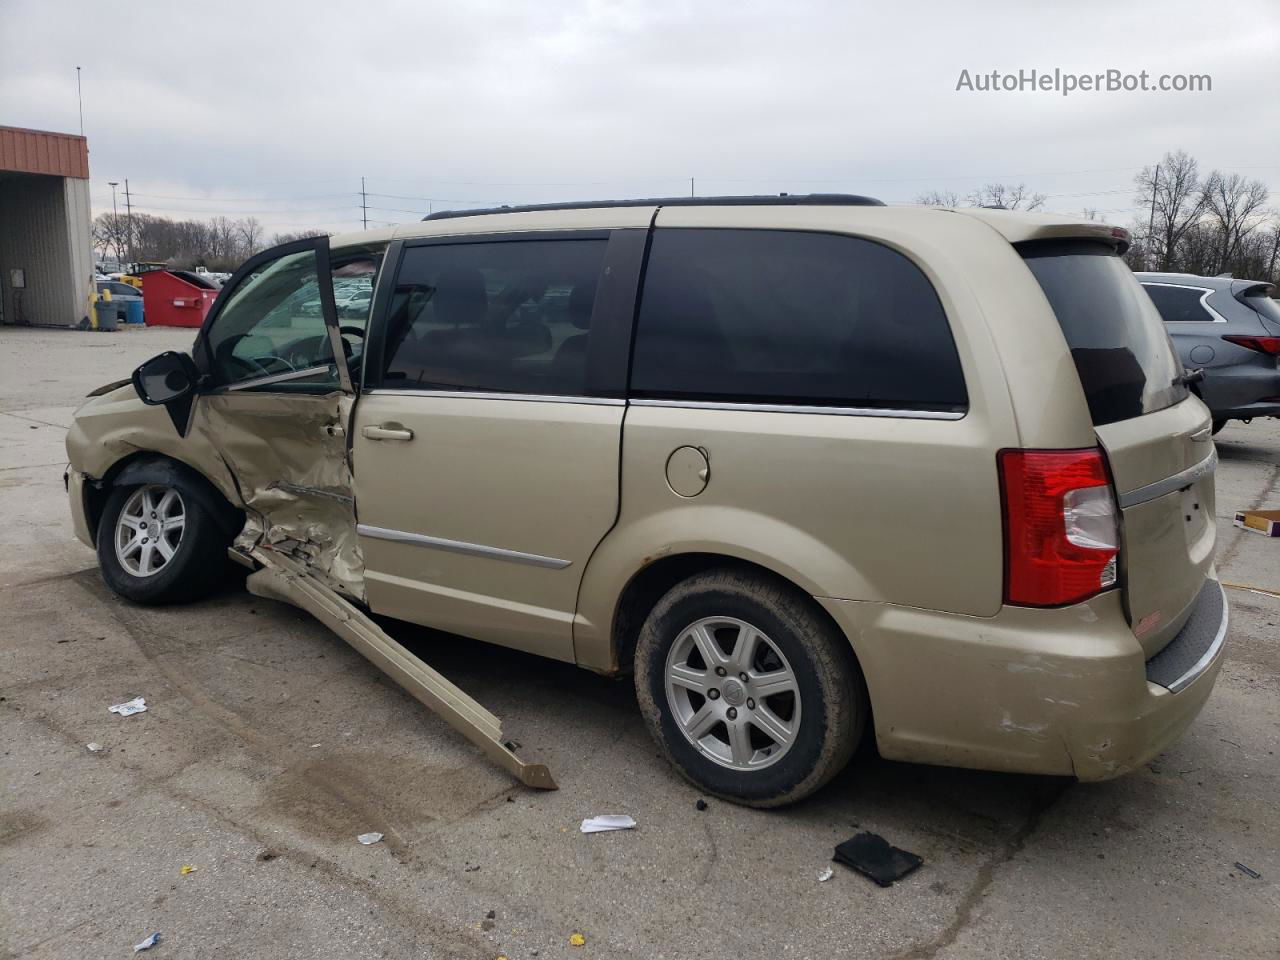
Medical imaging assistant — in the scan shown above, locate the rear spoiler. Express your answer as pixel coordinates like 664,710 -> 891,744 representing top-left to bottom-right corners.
1230,279 -> 1276,301
951,208 -> 1131,254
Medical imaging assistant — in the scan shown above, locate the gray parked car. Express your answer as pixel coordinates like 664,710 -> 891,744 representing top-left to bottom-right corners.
95,280 -> 144,323
1136,272 -> 1280,433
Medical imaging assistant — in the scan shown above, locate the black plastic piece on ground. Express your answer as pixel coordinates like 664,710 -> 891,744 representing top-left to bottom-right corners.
695,799 -> 708,811
833,832 -> 923,887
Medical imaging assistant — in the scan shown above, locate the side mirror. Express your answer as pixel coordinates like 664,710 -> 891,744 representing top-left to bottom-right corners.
132,351 -> 199,405
132,352 -> 200,437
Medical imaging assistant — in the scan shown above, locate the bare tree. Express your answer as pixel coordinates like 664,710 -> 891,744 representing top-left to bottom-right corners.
206,216 -> 238,261
966,183 -> 1045,210
1201,172 -> 1269,274
1133,150 -> 1206,271
238,216 -> 264,256
92,213 -> 131,264
915,189 -> 962,206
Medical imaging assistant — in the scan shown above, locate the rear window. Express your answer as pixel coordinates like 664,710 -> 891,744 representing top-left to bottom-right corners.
1021,242 -> 1187,426
630,229 -> 967,411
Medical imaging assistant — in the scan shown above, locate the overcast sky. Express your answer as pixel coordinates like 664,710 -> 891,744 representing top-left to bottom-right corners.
3,0 -> 1277,239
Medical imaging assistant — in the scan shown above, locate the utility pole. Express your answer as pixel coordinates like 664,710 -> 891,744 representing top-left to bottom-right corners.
1146,162 -> 1160,270
123,179 -> 133,266
75,67 -> 84,136
690,176 -> 695,198
107,181 -> 120,265
361,177 -> 368,230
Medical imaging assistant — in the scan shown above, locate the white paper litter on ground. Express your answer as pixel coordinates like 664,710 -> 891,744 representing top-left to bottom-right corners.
357,832 -> 384,845
133,932 -> 160,952
86,742 -> 103,752
818,866 -> 834,882
580,815 -> 637,834
109,697 -> 147,717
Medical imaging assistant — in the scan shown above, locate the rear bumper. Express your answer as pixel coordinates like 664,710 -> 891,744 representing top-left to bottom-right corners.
1207,400 -> 1280,421
818,580 -> 1228,781
1201,363 -> 1280,420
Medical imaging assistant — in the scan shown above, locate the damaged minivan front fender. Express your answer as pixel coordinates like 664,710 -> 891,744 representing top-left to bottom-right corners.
66,383 -> 363,600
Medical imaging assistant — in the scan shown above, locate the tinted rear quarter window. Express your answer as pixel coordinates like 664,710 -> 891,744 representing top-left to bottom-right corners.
1143,284 -> 1212,323
630,229 -> 967,411
1021,242 -> 1187,426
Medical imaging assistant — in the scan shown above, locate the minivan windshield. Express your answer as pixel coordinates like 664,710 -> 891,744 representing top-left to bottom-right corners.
1021,241 -> 1188,426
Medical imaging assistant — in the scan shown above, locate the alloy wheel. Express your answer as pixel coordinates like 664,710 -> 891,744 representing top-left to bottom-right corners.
664,616 -> 802,771
114,485 -> 186,578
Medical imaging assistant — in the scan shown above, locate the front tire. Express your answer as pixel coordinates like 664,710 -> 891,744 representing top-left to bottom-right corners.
634,567 -> 866,808
97,483 -> 230,605
1211,419 -> 1227,435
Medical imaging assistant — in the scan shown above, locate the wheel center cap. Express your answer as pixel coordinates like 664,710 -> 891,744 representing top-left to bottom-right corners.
721,678 -> 746,706
147,521 -> 161,538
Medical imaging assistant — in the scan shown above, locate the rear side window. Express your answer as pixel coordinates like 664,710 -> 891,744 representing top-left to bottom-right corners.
1022,242 -> 1187,426
380,239 -> 607,395
1142,284 -> 1213,323
630,229 -> 967,412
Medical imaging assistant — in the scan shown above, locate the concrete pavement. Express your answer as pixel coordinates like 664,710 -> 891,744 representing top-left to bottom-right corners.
1,325 -> 1277,959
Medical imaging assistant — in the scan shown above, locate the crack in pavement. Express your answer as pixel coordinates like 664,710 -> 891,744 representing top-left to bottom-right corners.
894,780 -> 1072,960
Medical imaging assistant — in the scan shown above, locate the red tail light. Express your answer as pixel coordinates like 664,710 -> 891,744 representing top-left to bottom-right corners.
998,448 -> 1119,607
1223,335 -> 1280,355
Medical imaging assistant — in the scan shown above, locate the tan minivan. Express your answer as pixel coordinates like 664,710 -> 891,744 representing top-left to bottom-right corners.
65,195 -> 1228,806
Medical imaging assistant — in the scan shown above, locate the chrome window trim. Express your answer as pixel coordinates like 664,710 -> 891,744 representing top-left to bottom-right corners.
219,364 -> 337,393
1141,282 -> 1228,323
629,398 -> 965,420
360,390 -> 963,418
1166,581 -> 1229,693
362,388 -> 626,406
1117,448 -> 1218,509
357,523 -> 572,569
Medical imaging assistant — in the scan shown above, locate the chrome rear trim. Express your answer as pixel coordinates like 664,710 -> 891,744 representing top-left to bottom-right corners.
1117,448 -> 1217,508
357,523 -> 572,569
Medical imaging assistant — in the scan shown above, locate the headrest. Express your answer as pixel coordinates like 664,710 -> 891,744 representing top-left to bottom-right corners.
434,268 -> 487,326
567,282 -> 596,329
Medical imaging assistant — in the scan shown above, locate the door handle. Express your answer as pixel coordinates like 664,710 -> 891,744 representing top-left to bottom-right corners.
362,424 -> 414,442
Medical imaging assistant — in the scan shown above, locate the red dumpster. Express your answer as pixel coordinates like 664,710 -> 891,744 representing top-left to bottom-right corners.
142,270 -> 220,328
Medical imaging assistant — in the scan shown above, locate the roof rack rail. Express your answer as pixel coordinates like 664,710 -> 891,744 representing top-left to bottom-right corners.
422,193 -> 884,221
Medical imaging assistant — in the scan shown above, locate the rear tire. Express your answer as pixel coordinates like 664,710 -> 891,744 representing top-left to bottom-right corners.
97,483 -> 230,605
634,567 -> 866,808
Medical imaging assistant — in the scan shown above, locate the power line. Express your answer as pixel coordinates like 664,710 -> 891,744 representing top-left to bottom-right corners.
124,191 -> 355,203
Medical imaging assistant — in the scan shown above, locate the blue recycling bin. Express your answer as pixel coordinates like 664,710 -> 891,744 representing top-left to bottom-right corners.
125,300 -> 145,324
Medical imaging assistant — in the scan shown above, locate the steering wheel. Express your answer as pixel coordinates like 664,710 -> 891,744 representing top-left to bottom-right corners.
217,334 -> 297,379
